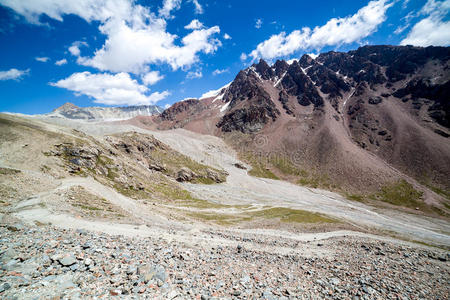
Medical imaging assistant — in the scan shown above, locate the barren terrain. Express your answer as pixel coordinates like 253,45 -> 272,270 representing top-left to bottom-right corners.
1,113 -> 449,298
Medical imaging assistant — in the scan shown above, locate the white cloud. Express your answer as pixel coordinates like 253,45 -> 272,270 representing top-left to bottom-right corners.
212,68 -> 228,75
159,0 -> 182,18
255,19 -> 263,29
223,33 -> 231,40
0,68 -> 30,81
249,0 -> 393,60
401,0 -> 450,46
164,103 -> 171,109
50,72 -> 169,105
3,0 -> 221,75
55,58 -> 68,66
184,19 -> 204,30
0,0 -> 133,24
190,0 -> 203,14
35,56 -> 50,62
240,52 -> 247,61
186,70 -> 202,79
68,41 -> 88,56
141,71 -> 164,85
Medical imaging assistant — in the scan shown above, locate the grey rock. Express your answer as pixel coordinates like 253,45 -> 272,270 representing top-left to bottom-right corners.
0,282 -> 11,293
58,254 -> 77,266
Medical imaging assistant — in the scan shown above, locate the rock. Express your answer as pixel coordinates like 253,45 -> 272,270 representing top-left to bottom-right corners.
234,163 -> 247,170
149,163 -> 166,172
329,277 -> 340,285
7,224 -> 24,232
167,290 -> 179,299
84,258 -> 92,266
205,168 -> 225,183
58,254 -> 77,267
176,167 -> 196,182
0,283 -> 11,293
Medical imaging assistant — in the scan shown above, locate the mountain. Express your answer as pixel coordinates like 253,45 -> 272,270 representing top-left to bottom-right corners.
146,45 -> 450,200
47,102 -> 164,121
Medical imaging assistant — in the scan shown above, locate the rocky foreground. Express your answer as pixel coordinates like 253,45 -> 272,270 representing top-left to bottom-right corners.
1,219 -> 449,299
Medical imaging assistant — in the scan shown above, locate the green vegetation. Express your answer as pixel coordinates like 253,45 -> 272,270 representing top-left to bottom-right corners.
240,151 -> 336,191
113,183 -> 150,199
186,211 -> 250,225
429,185 -> 450,200
0,167 -> 21,175
249,207 -> 338,224
153,182 -> 193,200
241,152 -> 279,179
346,193 -> 365,202
185,206 -> 338,226
371,180 -> 423,208
72,204 -> 101,211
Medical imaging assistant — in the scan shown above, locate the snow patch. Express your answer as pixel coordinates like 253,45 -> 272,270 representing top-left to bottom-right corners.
220,101 -> 230,112
307,53 -> 319,60
274,72 -> 287,87
200,82 -> 232,100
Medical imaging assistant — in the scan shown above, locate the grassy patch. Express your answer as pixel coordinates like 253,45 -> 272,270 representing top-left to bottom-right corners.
73,204 -> 101,211
346,193 -> 365,202
0,167 -> 21,175
113,184 -> 150,199
186,211 -> 251,225
185,206 -> 337,226
371,180 -> 423,208
152,182 -> 193,200
241,152 -> 279,179
429,185 -> 450,200
249,207 -> 338,224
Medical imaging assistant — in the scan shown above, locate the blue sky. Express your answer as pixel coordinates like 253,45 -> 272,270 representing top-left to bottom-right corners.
0,0 -> 448,114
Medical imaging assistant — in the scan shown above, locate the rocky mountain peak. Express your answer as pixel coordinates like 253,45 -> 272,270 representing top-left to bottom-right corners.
253,59 -> 274,80
53,102 -> 78,112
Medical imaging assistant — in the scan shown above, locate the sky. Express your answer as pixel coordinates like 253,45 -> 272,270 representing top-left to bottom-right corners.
0,0 -> 449,114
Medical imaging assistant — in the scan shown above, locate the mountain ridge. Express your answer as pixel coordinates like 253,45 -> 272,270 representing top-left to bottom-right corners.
47,102 -> 164,121
133,45 -> 450,205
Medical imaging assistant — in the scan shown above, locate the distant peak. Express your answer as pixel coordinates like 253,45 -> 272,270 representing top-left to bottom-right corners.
53,102 -> 78,112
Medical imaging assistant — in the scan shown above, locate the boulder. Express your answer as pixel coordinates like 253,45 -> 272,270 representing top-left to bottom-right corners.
176,168 -> 196,182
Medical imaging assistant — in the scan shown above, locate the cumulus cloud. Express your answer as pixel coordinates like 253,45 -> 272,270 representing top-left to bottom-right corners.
248,0 -> 393,60
212,68 -> 228,75
35,56 -> 50,62
223,33 -> 231,40
55,58 -> 68,66
0,68 -> 30,81
186,70 -> 202,79
401,0 -> 450,46
184,19 -> 203,30
50,72 -> 169,105
141,71 -> 164,85
3,0 -> 222,74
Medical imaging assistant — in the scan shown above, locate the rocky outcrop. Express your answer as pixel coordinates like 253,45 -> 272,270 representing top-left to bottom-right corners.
159,99 -> 200,121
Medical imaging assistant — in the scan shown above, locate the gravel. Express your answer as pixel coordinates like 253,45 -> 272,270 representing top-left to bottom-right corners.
0,221 -> 449,299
